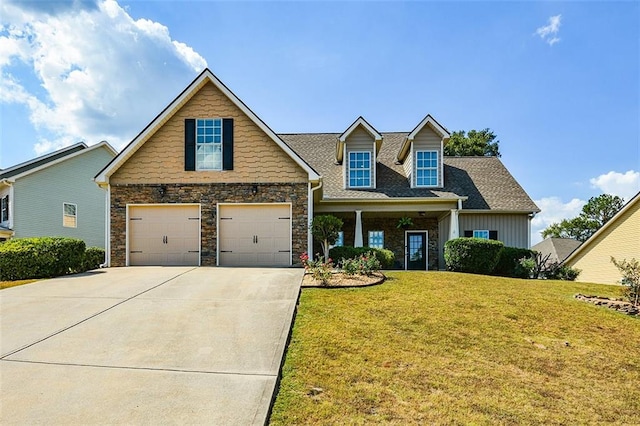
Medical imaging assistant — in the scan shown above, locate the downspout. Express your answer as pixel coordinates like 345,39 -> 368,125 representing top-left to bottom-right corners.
100,184 -> 110,268
308,180 -> 323,261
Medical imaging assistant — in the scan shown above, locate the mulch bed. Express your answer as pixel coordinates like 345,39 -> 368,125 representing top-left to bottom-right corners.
575,294 -> 639,316
301,272 -> 385,288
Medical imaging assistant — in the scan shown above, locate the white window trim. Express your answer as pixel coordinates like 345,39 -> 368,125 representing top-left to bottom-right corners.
1,195 -> 8,223
347,150 -> 373,188
414,149 -> 439,188
196,118 -> 223,171
63,202 -> 78,228
368,230 -> 384,249
473,229 -> 490,239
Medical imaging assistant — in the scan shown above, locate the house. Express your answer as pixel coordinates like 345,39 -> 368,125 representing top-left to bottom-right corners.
0,142 -> 117,248
564,191 -> 639,284
532,237 -> 582,264
95,69 -> 539,269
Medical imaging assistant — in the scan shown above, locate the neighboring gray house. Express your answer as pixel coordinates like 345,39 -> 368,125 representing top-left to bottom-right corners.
0,142 -> 116,248
532,237 -> 582,264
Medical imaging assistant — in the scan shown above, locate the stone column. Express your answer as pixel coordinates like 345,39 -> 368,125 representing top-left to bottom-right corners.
354,210 -> 363,247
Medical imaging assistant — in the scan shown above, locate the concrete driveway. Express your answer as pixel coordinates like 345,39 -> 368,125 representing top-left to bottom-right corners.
0,267 -> 303,425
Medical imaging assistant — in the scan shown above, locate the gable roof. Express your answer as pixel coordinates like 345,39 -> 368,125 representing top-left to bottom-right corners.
1,142 -> 116,182
280,132 -> 540,212
336,116 -> 383,163
563,191 -> 640,265
532,237 -> 582,263
397,114 -> 450,163
95,68 -> 319,184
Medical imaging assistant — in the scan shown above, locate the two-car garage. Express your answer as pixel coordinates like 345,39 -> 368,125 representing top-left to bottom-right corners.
127,203 -> 292,267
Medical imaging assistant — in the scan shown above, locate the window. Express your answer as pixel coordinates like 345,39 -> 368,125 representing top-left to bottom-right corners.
473,230 -> 489,239
368,230 -> 384,248
330,231 -> 344,249
348,151 -> 371,188
415,150 -> 438,187
196,118 -> 222,170
63,203 -> 77,228
1,195 -> 8,223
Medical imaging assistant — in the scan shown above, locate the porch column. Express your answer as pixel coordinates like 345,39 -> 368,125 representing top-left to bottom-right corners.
354,210 -> 363,247
449,209 -> 459,240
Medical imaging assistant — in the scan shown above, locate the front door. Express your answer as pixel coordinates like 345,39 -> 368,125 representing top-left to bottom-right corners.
406,232 -> 427,270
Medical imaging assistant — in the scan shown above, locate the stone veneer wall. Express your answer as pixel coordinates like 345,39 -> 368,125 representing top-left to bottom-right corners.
110,183 -> 308,267
337,216 -> 439,270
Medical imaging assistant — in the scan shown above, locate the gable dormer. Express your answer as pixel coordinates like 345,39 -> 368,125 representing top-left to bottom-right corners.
336,117 -> 382,189
396,114 -> 450,188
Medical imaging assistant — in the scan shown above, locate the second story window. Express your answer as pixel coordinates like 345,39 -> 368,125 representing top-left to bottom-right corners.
196,119 -> 222,170
415,150 -> 438,187
348,151 -> 371,188
1,195 -> 8,222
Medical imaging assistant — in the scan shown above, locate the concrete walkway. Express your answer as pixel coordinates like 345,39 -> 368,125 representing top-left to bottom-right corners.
0,267 -> 303,425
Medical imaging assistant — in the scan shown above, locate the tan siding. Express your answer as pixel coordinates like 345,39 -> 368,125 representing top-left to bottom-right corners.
403,145 -> 413,186
412,126 -> 442,187
568,201 -> 640,284
438,214 -> 451,269
111,81 -> 307,184
345,127 -> 375,188
459,213 -> 530,248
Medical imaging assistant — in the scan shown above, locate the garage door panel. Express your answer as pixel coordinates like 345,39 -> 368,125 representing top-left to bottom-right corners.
128,205 -> 200,266
218,204 -> 291,267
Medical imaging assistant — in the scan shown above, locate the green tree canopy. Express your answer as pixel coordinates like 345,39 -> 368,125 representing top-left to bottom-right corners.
310,215 -> 343,262
444,128 -> 501,157
541,194 -> 625,242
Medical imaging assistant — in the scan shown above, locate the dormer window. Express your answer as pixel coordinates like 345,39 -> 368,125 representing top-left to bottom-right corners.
348,151 -> 371,188
415,150 -> 438,187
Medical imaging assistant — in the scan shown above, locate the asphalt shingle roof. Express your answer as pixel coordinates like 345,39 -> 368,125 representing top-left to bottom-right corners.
0,143 -> 86,180
279,132 -> 540,212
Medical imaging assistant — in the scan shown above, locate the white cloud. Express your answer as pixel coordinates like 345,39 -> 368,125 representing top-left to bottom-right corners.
0,0 -> 207,155
536,14 -> 562,46
531,196 -> 585,245
590,170 -> 640,202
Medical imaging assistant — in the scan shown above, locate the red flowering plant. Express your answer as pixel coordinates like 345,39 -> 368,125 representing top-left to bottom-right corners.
300,252 -> 334,285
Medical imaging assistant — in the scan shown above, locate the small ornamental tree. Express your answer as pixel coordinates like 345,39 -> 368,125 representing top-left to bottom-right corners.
611,257 -> 640,306
310,215 -> 343,262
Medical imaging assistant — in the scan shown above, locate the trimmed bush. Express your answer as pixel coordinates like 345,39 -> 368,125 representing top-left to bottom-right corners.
444,237 -> 504,275
0,237 -> 86,281
329,246 -> 395,269
493,247 -> 535,278
82,247 -> 105,271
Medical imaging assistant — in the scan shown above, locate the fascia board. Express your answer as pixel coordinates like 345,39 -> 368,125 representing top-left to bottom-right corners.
339,116 -> 383,142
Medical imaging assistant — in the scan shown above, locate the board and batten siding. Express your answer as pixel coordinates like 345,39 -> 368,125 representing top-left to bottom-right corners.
438,213 -> 531,269
12,146 -> 114,248
344,127 -> 376,188
567,199 -> 639,284
412,125 -> 442,187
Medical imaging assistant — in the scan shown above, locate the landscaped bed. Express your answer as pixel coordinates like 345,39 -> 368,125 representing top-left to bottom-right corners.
270,271 -> 640,424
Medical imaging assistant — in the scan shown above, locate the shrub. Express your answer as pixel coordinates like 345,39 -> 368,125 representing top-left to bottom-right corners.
300,252 -> 333,285
0,237 -> 86,281
444,238 -> 504,275
493,247 -> 535,278
340,252 -> 382,276
82,247 -> 105,271
611,257 -> 640,306
329,246 -> 395,269
518,252 -> 581,281
546,264 -> 581,281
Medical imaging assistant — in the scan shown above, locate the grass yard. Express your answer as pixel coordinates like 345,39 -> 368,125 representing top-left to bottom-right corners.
0,279 -> 38,289
270,272 -> 640,425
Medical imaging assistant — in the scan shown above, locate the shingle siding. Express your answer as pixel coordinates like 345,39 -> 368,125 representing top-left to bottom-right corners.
13,146 -> 114,248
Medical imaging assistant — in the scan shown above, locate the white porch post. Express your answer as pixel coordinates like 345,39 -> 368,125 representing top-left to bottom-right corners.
354,210 -> 363,247
449,209 -> 459,240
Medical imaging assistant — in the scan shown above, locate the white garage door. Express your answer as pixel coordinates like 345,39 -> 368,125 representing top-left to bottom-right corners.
218,204 -> 291,266
128,204 -> 200,266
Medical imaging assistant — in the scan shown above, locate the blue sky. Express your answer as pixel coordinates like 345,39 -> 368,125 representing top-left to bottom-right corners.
1,0 -> 638,244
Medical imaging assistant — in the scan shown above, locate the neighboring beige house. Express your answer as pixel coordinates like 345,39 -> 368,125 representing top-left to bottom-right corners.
564,191 -> 640,284
0,142 -> 117,248
532,237 -> 582,264
95,69 -> 539,269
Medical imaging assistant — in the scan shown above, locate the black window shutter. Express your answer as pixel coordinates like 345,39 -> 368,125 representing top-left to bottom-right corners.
222,118 -> 234,170
489,231 -> 498,240
463,230 -> 473,238
185,119 -> 196,171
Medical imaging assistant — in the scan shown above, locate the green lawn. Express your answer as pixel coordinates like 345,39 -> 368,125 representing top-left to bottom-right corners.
270,272 -> 640,425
